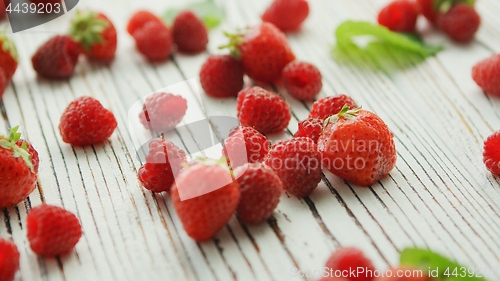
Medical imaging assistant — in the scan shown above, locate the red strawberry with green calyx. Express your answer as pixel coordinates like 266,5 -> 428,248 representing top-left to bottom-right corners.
220,22 -> 295,83
417,0 -> 475,24
69,11 -> 117,63
0,126 -> 39,209
318,105 -> 396,187
0,28 -> 18,82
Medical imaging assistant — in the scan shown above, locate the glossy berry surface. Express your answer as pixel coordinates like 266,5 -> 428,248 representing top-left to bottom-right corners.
59,96 -> 117,146
282,61 -> 322,101
27,204 -> 82,257
377,0 -> 418,33
309,95 -> 358,121
200,55 -> 244,98
222,126 -> 270,169
436,3 -> 480,43
294,118 -> 323,143
127,10 -> 164,35
133,21 -> 173,62
0,238 -> 19,281
261,0 -> 309,32
31,35 -> 80,79
173,10 -> 208,54
483,130 -> 500,176
472,54 -> 500,97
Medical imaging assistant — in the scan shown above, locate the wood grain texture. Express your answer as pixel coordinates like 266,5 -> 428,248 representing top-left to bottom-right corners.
1,0 -> 500,280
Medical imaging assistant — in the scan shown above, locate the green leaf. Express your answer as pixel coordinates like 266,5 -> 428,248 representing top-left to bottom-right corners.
163,0 -> 224,30
400,248 -> 487,281
335,21 -> 443,57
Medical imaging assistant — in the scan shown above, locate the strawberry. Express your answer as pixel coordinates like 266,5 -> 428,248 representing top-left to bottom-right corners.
377,0 -> 419,33
222,22 -> 295,83
139,92 -> 187,133
222,126 -> 270,169
133,21 -> 173,62
261,0 -> 310,32
374,267 -> 430,280
472,54 -> 500,97
236,86 -> 292,134
264,137 -> 322,197
436,3 -> 480,43
309,95 -> 358,121
0,238 -> 19,281
127,10 -> 164,36
0,126 -> 38,209
59,96 -> 117,146
27,204 -> 82,257
69,11 -> 117,63
173,10 -> 208,54
138,138 -> 187,193
294,117 -> 323,143
318,106 -> 397,187
0,29 -> 18,82
325,247 -> 375,281
200,54 -> 244,98
282,60 -> 322,100
31,35 -> 80,79
234,163 -> 282,224
171,159 -> 240,241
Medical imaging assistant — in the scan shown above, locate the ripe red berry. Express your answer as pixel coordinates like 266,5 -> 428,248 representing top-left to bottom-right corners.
234,163 -> 282,224
417,0 -> 438,24
309,95 -> 359,121
70,11 -> 117,63
0,1 -> 7,20
377,0 -> 418,33
59,96 -> 117,146
261,0 -> 309,32
139,92 -> 187,133
222,126 -> 270,169
294,118 -> 323,143
472,54 -> 500,97
483,130 -> 500,176
133,21 -> 173,62
236,86 -> 291,134
436,3 -> 480,43
138,138 -> 187,193
0,24 -> 17,82
171,160 -> 240,241
318,106 -> 397,187
127,10 -> 164,36
264,137 -> 322,197
283,61 -> 322,100
200,55 -> 244,98
0,238 -> 19,281
0,127 -> 38,209
173,10 -> 208,54
31,35 -> 80,79
325,247 -> 375,281
0,68 -> 6,99
223,22 -> 295,83
27,204 -> 82,257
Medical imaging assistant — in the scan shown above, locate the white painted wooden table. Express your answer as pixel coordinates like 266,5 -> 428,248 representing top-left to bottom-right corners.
2,0 -> 500,280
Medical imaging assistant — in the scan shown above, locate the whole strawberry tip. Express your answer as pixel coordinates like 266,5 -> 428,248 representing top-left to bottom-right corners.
69,10 -> 109,51
0,126 -> 34,172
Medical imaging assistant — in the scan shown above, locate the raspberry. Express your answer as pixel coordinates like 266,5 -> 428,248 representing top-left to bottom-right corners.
309,95 -> 358,121
282,61 -> 322,101
0,238 -> 19,281
236,87 -> 291,134
139,92 -> 187,133
173,10 -> 208,54
436,3 -> 480,43
27,204 -> 82,257
325,247 -> 375,281
294,118 -> 323,143
59,96 -> 117,146
222,126 -> 270,169
171,161 -> 240,241
483,131 -> 500,176
234,163 -> 282,224
472,54 -> 500,97
264,137 -> 322,197
200,55 -> 244,98
138,138 -> 187,193
133,21 -> 173,62
31,35 -> 80,79
261,0 -> 309,32
127,10 -> 164,35
377,0 -> 418,33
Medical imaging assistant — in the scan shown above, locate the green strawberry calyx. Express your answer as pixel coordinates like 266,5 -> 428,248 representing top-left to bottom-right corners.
69,10 -> 109,51
323,105 -> 362,127
433,0 -> 475,13
219,31 -> 245,59
0,27 -> 19,62
0,126 -> 34,173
